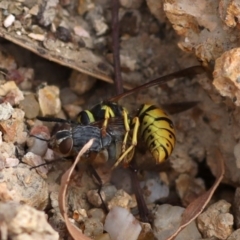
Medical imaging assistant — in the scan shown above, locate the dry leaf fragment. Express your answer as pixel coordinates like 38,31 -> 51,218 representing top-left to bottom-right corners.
165,148 -> 225,240
58,139 -> 95,240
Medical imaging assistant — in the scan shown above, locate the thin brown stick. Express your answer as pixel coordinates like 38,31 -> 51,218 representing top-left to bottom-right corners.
111,0 -> 123,94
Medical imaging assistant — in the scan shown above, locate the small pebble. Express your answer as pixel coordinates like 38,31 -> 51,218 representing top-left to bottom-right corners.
62,104 -> 82,119
104,206 -> 141,240
0,81 -> 24,105
27,136 -> 49,157
28,33 -> 45,41
175,173 -> 205,207
37,0 -> 58,26
85,6 -> 108,36
49,191 -> 59,209
60,87 -> 79,105
19,94 -> 40,119
88,208 -> 106,223
140,177 -> 169,204
38,85 -> 61,116
74,25 -> 90,38
22,152 -> 48,178
87,189 -> 106,207
0,164 -> 49,209
17,67 -> 34,90
55,26 -> 72,42
227,229 -> 240,240
1,109 -> 26,144
3,14 -> 15,28
0,202 -> 58,239
73,208 -> 88,222
0,142 -> 16,163
101,185 -> 117,202
169,145 -> 198,175
77,0 -> 95,15
213,48 -> 240,106
5,157 -> 19,167
0,102 -> 14,120
108,189 -> 136,210
84,218 -> 104,238
12,108 -> 25,121
138,222 -> 156,240
197,200 -> 233,239
43,148 -> 55,161
29,5 -> 39,16
69,71 -> 96,95
153,204 -> 202,240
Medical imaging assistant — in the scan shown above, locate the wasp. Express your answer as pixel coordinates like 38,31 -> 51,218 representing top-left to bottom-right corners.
35,66 -> 204,170
34,65 -> 205,224
76,66 -> 205,168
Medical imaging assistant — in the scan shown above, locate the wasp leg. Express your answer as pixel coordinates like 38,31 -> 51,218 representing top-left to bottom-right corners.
129,161 -> 152,223
112,117 -> 140,169
88,164 -> 109,213
102,106 -> 114,136
121,109 -> 130,153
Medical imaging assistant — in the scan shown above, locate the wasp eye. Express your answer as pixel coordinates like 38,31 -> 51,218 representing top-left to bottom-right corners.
59,138 -> 73,155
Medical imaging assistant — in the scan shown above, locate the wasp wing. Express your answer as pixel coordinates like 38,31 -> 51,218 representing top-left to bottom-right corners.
162,101 -> 199,115
109,65 -> 205,102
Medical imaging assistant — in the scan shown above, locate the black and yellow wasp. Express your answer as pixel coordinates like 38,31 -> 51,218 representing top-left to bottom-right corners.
35,65 -> 205,224
41,67 -> 204,166
37,66 -> 204,170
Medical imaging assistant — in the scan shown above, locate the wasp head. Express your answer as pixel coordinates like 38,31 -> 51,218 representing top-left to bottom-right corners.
50,123 -> 74,156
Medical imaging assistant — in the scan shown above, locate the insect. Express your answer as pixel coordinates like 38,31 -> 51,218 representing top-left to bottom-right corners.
35,66 -> 204,172
36,116 -> 125,163
76,66 -> 205,168
35,66 -> 205,224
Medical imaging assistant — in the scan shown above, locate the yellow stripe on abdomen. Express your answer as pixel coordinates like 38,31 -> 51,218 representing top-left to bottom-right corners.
137,104 -> 176,163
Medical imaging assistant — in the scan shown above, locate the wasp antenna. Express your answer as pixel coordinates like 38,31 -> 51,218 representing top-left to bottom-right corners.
30,157 -> 70,170
30,161 -> 54,170
36,116 -> 74,124
29,134 -> 50,142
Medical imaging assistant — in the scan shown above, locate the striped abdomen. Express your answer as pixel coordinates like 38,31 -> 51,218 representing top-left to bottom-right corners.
137,104 -> 176,163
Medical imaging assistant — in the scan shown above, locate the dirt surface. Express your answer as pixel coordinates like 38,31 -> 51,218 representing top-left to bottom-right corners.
0,0 -> 240,240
